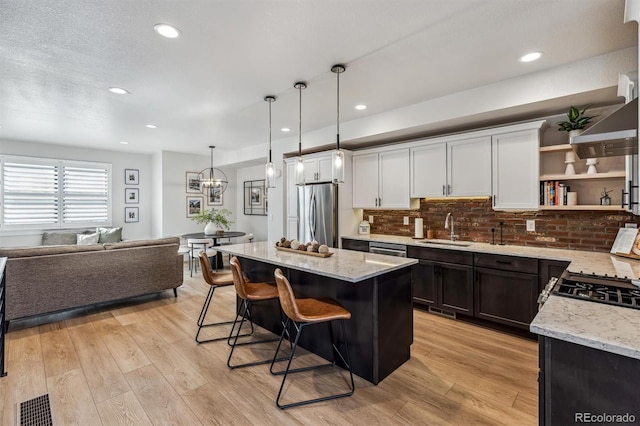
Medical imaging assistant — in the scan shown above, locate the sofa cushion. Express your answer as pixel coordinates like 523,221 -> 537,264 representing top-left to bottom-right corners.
42,230 -> 92,246
103,236 -> 179,250
0,244 -> 105,258
97,227 -> 122,243
77,232 -> 100,245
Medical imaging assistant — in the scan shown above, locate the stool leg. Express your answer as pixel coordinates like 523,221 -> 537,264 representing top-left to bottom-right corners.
227,300 -> 289,370
274,320 -> 355,409
195,286 -> 234,343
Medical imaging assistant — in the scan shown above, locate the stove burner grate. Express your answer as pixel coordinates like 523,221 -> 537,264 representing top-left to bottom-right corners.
553,279 -> 640,310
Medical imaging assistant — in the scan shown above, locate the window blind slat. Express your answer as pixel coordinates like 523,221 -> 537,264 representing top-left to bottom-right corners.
2,158 -> 111,228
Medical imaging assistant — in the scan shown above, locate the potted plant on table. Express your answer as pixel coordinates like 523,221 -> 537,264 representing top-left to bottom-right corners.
191,207 -> 233,235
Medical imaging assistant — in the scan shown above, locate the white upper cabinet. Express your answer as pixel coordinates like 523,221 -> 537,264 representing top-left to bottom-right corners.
410,136 -> 491,197
352,152 -> 381,208
410,143 -> 447,197
303,153 -> 333,183
353,148 -> 415,209
448,136 -> 492,196
492,123 -> 545,211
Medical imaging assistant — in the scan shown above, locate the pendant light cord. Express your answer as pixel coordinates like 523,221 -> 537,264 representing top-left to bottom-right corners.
268,99 -> 272,162
298,85 -> 302,156
336,70 -> 340,150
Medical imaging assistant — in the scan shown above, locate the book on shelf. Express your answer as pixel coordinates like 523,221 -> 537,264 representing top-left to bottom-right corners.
539,180 -> 569,206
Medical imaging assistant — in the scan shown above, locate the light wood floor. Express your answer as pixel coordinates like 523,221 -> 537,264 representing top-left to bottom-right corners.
0,263 -> 538,425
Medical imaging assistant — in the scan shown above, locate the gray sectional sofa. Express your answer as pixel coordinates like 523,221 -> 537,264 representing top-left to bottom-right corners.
0,236 -> 183,322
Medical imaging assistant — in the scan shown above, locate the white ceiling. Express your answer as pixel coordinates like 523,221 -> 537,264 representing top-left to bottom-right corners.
0,0 -> 636,159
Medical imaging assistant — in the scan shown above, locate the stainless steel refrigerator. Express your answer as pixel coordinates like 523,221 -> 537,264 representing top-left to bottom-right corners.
298,183 -> 338,248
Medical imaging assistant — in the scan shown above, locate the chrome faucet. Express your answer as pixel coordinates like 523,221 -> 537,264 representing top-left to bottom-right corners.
444,213 -> 459,241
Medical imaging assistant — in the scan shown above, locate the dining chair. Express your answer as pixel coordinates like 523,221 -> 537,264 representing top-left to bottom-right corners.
187,238 -> 217,277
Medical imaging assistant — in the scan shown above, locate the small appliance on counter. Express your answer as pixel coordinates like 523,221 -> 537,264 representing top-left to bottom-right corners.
358,220 -> 371,235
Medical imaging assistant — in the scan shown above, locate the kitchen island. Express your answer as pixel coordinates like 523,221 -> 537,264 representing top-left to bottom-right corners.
217,241 -> 418,384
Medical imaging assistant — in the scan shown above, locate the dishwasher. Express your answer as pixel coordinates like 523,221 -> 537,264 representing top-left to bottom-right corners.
369,242 -> 407,257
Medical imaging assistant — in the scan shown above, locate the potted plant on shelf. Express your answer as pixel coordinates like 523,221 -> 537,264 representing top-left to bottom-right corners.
558,104 -> 596,139
191,207 -> 233,235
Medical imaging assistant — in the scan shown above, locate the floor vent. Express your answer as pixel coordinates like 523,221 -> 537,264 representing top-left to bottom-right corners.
428,306 -> 456,319
19,394 -> 52,426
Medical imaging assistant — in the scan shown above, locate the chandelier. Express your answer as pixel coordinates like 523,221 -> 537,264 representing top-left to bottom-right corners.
199,145 -> 228,195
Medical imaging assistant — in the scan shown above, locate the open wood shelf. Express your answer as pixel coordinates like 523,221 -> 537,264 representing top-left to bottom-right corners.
539,171 -> 626,181
538,205 -> 625,211
539,144 -> 572,153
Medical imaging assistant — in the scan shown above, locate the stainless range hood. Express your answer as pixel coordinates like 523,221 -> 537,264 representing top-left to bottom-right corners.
570,97 -> 638,159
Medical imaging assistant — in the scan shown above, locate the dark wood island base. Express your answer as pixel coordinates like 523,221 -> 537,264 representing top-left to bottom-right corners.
237,256 -> 413,385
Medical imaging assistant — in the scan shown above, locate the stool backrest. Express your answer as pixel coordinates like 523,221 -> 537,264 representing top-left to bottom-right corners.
229,256 -> 249,300
274,268 -> 303,322
199,252 -> 217,286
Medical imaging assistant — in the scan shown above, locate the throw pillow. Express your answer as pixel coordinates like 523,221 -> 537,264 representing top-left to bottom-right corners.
97,227 -> 123,243
77,232 -> 100,245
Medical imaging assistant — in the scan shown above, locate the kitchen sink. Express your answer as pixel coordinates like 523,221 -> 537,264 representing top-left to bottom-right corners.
416,239 -> 473,247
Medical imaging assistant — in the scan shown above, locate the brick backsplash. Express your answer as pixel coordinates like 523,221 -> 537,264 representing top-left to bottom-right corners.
363,197 -> 640,252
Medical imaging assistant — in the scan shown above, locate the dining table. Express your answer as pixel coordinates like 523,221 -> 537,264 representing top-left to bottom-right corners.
182,231 -> 246,268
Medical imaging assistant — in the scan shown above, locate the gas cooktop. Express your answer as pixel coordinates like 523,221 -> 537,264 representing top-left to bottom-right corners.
553,272 -> 640,310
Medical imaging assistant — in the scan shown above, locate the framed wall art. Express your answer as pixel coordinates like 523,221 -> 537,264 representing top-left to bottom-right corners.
207,186 -> 223,206
244,180 -> 267,216
186,171 -> 202,194
125,169 -> 139,185
124,207 -> 139,223
125,188 -> 139,204
186,196 -> 204,218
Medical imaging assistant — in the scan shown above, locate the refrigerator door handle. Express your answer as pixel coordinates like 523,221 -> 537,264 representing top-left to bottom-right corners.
309,192 -> 317,241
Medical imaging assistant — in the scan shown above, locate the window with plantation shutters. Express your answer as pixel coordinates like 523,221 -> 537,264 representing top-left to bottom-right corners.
1,156 -> 112,230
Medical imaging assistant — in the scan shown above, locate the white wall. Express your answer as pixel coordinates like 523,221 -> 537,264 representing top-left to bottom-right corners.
0,138 -> 154,246
235,165 -> 269,242
160,150 -> 237,239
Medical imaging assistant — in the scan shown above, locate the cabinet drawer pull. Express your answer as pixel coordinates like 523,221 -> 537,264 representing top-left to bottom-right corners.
496,260 -> 512,265
442,185 -> 445,196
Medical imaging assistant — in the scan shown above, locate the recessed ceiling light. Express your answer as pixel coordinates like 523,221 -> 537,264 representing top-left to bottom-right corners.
281,127 -> 291,132
120,141 -> 129,145
145,124 -> 158,129
520,51 -> 543,63
154,24 -> 181,39
108,87 -> 130,95
355,104 -> 367,110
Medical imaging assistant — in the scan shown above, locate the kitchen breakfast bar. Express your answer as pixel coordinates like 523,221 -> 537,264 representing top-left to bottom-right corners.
217,241 -> 418,384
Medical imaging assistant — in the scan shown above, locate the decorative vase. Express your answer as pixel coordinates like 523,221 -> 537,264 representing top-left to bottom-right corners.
204,222 -> 216,235
568,129 -> 582,141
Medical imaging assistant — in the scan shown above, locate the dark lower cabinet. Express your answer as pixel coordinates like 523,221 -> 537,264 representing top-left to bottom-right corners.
1,257 -> 6,377
539,337 -> 640,426
340,237 -> 370,252
411,260 -> 437,305
409,247 -> 474,315
475,266 -> 539,329
538,259 -> 570,292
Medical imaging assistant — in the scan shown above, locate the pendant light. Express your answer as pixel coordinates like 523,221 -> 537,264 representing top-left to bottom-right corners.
264,95 -> 277,188
199,145 -> 228,195
294,82 -> 307,186
331,64 -> 346,184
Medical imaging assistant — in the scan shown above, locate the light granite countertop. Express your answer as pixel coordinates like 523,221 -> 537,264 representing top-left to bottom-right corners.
344,233 -> 640,359
530,295 -> 640,360
343,233 -> 640,279
217,241 -> 417,283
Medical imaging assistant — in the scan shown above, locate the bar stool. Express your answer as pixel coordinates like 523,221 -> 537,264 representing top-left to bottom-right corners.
188,238 -> 217,277
227,256 -> 288,369
271,268 -> 354,409
195,252 -> 251,343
